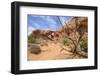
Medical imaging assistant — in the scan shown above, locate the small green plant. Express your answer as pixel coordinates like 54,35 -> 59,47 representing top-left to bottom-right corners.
80,36 -> 88,52
28,34 -> 39,44
62,37 -> 69,46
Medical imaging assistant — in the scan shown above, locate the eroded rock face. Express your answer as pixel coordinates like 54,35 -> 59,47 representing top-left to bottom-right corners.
32,30 -> 60,41
61,17 -> 88,35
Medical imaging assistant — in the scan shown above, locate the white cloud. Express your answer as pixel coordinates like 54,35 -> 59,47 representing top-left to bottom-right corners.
60,17 -> 67,25
60,16 -> 73,25
46,16 -> 57,25
32,23 -> 39,27
40,16 -> 57,25
30,15 -> 57,25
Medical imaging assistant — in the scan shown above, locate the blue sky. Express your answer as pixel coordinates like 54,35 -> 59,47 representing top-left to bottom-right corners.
28,15 -> 72,35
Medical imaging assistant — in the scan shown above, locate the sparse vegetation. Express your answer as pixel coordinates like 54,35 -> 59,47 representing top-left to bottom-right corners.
62,37 -> 69,46
28,34 -> 40,44
80,35 -> 88,52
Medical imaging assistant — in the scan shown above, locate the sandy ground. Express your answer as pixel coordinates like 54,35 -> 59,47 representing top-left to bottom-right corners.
28,41 -> 80,61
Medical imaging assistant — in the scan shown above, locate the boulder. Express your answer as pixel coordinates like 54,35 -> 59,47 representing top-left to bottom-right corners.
28,44 -> 41,54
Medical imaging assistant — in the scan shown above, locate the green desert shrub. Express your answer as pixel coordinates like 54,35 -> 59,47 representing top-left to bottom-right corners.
28,34 -> 39,44
62,37 -> 69,46
80,36 -> 88,52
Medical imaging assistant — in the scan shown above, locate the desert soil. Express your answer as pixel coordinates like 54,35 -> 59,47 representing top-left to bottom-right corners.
28,41 -> 80,61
